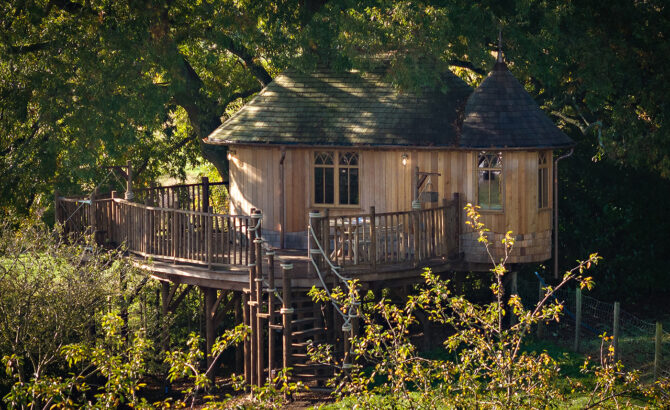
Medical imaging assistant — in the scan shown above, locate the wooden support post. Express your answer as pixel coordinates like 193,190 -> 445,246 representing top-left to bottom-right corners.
235,293 -> 243,375
509,271 -> 518,326
369,206 -> 377,271
281,263 -> 293,373
253,210 -> 264,386
655,322 -> 662,381
613,301 -> 620,362
267,251 -> 276,381
242,292 -> 251,389
321,209 -> 330,272
247,234 -> 257,388
452,192 -> 461,258
574,287 -> 582,352
201,176 -> 210,213
342,320 -> 352,376
161,282 -> 170,353
204,287 -> 216,377
537,280 -> 545,339
207,206 -> 213,270
412,200 -> 421,267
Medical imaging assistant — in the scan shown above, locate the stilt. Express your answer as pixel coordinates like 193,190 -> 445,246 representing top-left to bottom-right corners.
204,287 -> 216,376
235,293 -> 243,375
267,251 -> 276,382
281,263 -> 293,372
160,281 -> 170,352
243,292 -> 251,389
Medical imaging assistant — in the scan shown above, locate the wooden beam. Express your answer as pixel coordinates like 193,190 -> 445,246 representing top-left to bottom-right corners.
168,285 -> 192,313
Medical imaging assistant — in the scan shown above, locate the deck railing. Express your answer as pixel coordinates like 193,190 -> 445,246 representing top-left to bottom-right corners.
319,195 -> 461,269
56,182 -> 461,272
56,183 -> 251,268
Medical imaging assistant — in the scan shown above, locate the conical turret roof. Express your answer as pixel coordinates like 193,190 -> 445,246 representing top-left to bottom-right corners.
459,59 -> 574,149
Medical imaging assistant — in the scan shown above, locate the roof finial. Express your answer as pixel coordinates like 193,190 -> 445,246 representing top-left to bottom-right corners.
497,28 -> 504,63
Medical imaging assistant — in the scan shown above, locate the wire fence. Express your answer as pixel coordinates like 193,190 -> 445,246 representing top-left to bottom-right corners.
519,278 -> 670,380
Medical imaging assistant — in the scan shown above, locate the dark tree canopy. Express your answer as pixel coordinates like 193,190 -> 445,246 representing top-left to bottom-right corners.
2,0 -> 669,217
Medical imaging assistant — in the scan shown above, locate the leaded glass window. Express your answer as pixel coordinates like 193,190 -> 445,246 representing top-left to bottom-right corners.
477,151 -> 503,211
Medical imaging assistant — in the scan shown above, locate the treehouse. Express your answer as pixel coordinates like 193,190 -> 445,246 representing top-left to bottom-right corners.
55,48 -> 574,388
204,54 -> 574,267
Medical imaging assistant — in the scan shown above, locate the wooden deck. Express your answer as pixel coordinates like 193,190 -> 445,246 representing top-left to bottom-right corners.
54,181 -> 469,388
55,182 -> 463,290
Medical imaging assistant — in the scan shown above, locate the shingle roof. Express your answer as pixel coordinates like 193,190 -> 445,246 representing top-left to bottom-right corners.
459,62 -> 574,149
207,69 -> 472,147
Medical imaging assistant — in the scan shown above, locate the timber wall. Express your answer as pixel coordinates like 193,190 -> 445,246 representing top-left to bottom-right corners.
227,146 -> 552,263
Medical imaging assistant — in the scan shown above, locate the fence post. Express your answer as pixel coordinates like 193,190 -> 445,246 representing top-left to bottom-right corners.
613,301 -> 620,362
655,322 -> 662,381
537,280 -> 545,339
202,176 -> 210,213
369,206 -> 376,271
574,287 -> 582,352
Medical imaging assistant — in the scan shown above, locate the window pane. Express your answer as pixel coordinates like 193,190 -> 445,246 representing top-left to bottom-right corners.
349,168 -> 359,205
315,168 -> 324,204
315,151 -> 334,165
325,168 -> 334,204
489,170 -> 502,210
339,168 -> 349,204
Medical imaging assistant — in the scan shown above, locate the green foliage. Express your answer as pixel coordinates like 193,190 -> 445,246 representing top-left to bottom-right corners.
309,204 -> 668,408
0,217 -> 135,389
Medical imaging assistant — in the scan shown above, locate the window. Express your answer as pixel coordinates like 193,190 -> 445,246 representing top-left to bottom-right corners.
314,151 -> 359,206
477,151 -> 503,211
538,151 -> 549,208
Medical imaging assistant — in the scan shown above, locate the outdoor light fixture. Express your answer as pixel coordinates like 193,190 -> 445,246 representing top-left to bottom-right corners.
227,149 -> 237,161
401,153 -> 408,166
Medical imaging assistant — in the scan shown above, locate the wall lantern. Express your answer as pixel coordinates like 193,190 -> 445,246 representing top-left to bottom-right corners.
401,153 -> 408,166
227,149 -> 237,161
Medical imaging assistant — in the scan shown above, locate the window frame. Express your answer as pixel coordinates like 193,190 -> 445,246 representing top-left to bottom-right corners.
476,151 -> 504,212
312,150 -> 361,208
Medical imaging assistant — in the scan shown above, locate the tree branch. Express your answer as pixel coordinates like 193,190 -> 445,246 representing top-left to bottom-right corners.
447,59 -> 486,76
209,33 -> 273,87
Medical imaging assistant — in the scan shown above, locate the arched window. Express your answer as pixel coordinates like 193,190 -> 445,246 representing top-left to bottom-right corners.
314,151 -> 359,206
477,151 -> 503,210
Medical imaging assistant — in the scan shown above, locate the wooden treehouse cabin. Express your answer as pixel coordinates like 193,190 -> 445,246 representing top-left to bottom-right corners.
55,50 -> 574,387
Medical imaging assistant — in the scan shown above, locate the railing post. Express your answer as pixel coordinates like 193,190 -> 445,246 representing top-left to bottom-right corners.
110,191 -> 116,243
311,210 -> 323,273
202,176 -> 210,213
321,209 -> 330,271
412,200 -> 421,267
369,206 -> 376,271
280,263 -> 294,376
172,204 -> 178,264
207,206 -> 213,270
